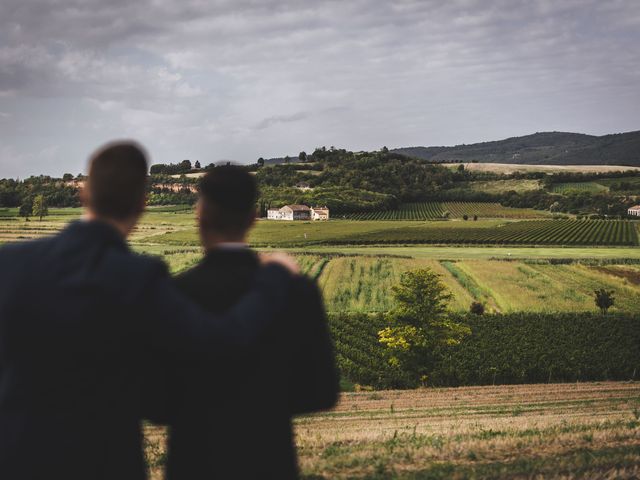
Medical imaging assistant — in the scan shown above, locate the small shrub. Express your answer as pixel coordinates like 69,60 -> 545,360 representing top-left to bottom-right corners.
594,289 -> 615,314
470,301 -> 485,315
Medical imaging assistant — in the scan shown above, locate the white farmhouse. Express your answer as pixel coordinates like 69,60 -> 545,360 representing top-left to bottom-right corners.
267,208 -> 284,220
628,205 -> 640,217
311,206 -> 330,221
267,204 -> 311,220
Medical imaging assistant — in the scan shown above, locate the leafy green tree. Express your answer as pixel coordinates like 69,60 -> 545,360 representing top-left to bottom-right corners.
19,200 -> 33,219
298,151 -> 307,162
194,160 -> 201,169
257,157 -> 265,168
594,289 -> 615,314
32,194 -> 48,221
378,269 -> 470,385
179,160 -> 192,172
457,163 -> 465,172
62,173 -> 74,181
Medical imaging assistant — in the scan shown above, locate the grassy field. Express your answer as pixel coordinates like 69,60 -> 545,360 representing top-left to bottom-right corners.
462,178 -> 542,193
144,381 -> 640,479
139,219 -> 640,248
312,255 -> 640,314
3,209 -> 640,313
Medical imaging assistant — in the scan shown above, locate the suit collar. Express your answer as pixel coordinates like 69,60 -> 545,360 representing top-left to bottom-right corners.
63,220 -> 129,251
203,247 -> 258,266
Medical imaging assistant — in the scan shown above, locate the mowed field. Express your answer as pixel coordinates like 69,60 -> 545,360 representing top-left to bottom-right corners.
451,163 -> 640,174
144,381 -> 640,479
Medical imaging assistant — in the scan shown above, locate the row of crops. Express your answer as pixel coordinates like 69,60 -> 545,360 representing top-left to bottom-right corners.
549,182 -> 608,194
329,312 -> 640,389
344,202 -> 544,220
332,220 -> 640,246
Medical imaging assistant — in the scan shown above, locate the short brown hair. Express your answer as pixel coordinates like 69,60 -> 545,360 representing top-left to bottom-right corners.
199,166 -> 257,234
86,141 -> 148,219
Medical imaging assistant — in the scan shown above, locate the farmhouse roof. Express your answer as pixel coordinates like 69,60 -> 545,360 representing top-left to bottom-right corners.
629,205 -> 640,211
285,204 -> 311,211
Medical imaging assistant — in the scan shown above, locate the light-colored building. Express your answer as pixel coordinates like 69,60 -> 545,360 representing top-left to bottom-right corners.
267,204 -> 331,221
267,208 -> 284,220
628,205 -> 640,217
311,206 -> 330,221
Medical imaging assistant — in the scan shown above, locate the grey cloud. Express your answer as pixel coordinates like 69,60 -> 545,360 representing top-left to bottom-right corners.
254,112 -> 309,130
0,0 -> 639,176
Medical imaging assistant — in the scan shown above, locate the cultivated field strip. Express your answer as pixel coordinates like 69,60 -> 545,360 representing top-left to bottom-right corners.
345,202 -> 545,221
293,382 -> 640,479
144,382 -> 640,479
550,182 -> 609,193
337,219 -> 639,246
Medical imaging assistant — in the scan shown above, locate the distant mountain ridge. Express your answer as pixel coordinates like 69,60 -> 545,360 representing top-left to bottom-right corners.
392,130 -> 640,166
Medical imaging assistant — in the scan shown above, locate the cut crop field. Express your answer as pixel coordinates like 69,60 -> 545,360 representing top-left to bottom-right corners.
144,382 -> 640,479
344,202 -> 546,220
453,163 -> 640,174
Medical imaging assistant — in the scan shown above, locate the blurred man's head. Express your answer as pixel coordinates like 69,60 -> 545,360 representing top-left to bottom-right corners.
197,166 -> 257,245
82,141 -> 149,234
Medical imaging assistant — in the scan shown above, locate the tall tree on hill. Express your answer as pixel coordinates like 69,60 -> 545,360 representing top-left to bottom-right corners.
298,151 -> 307,162
378,269 -> 470,386
179,160 -> 192,172
257,157 -> 265,168
32,194 -> 48,221
19,199 -> 33,220
194,161 -> 201,169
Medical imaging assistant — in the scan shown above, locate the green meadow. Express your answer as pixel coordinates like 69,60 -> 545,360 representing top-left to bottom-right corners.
2,207 -> 639,315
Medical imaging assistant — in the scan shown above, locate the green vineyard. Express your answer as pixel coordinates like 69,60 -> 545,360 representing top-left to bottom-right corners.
331,219 -> 640,246
549,182 -> 608,194
328,312 -> 640,389
344,202 -> 545,220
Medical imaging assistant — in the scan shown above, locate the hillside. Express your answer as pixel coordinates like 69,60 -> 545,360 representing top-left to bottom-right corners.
393,130 -> 640,166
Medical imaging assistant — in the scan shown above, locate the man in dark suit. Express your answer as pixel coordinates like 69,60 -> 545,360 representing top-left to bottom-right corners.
0,142 -> 297,480
164,166 -> 339,479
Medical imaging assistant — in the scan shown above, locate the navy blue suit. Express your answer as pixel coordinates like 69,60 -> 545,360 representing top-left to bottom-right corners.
164,249 -> 339,479
0,221 -> 291,480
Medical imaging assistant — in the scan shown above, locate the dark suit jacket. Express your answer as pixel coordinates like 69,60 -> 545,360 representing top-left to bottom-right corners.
0,221 -> 291,480
165,248 -> 339,480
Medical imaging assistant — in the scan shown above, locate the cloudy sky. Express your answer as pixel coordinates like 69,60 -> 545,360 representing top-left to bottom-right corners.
1,0 -> 639,177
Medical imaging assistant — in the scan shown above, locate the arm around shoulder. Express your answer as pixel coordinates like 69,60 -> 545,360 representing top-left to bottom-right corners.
288,277 -> 340,414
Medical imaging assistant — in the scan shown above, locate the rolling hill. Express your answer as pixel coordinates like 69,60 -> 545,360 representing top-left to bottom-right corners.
392,130 -> 640,166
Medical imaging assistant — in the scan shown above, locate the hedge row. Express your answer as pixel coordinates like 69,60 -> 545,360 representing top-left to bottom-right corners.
328,312 -> 640,389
